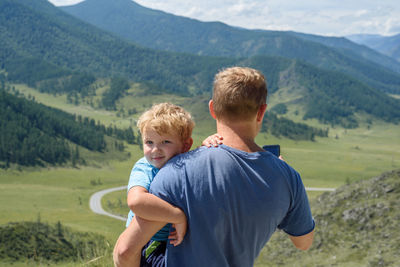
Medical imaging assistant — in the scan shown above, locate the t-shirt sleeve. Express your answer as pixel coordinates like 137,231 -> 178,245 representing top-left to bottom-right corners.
149,163 -> 183,207
278,170 -> 315,236
127,159 -> 154,192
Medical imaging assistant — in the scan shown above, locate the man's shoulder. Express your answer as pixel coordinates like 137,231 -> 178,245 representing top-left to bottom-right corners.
171,146 -> 231,163
164,147 -> 205,167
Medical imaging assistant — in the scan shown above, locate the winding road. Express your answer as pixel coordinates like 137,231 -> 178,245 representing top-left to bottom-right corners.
89,186 -> 335,221
89,186 -> 126,221
305,187 -> 335,192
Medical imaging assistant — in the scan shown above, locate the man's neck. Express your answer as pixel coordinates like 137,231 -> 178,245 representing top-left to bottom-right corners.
216,121 -> 263,153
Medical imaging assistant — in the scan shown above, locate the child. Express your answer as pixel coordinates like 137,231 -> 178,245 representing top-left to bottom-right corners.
114,103 -> 222,267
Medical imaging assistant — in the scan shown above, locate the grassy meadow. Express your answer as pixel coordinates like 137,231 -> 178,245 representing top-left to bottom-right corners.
1,84 -> 399,266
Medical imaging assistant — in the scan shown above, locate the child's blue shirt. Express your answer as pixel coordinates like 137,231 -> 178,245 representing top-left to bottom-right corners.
126,157 -> 171,241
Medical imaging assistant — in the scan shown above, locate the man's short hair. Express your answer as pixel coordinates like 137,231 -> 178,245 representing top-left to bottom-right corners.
137,103 -> 195,142
212,67 -> 267,121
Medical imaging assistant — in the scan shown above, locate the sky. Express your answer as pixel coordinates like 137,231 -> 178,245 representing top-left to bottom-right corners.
48,0 -> 400,37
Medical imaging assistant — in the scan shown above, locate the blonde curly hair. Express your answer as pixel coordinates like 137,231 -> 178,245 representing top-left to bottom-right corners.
137,103 -> 195,141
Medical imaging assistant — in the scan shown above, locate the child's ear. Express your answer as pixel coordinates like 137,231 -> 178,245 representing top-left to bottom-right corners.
182,138 -> 193,152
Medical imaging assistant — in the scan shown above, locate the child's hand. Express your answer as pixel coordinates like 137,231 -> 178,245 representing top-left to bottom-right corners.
202,133 -> 223,147
168,221 -> 187,246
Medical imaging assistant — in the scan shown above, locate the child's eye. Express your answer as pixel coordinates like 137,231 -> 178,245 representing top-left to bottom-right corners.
163,140 -> 171,144
145,140 -> 153,145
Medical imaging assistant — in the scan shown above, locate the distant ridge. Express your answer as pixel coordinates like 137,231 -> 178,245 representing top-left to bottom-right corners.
289,31 -> 400,72
62,0 -> 400,94
347,33 -> 400,63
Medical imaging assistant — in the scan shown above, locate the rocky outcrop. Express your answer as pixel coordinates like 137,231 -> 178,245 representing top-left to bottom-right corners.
256,169 -> 400,267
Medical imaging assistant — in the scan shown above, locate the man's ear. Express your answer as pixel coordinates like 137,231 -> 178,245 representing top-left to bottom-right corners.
209,100 -> 217,119
256,104 -> 267,123
182,138 -> 193,152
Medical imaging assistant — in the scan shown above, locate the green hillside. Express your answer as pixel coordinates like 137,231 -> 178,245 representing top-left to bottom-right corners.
61,0 -> 400,94
246,58 -> 400,126
0,221 -> 109,264
255,169 -> 400,266
294,61 -> 400,125
0,90 -> 99,166
0,89 -> 136,168
0,0 -> 235,96
1,0 -> 399,129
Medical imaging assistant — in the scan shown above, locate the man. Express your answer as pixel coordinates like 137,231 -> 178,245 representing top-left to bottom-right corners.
114,67 -> 314,267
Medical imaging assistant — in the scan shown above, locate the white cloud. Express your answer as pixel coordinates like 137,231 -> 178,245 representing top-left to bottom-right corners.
354,9 -> 368,17
49,0 -> 400,36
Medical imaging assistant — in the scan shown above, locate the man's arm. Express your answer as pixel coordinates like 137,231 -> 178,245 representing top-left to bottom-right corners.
113,216 -> 165,267
128,186 -> 186,224
288,229 -> 314,250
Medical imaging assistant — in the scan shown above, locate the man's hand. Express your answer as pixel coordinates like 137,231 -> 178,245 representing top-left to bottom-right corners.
168,220 -> 187,246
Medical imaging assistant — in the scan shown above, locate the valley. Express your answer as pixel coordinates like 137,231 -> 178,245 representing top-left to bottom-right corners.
1,0 -> 399,266
1,116 -> 398,266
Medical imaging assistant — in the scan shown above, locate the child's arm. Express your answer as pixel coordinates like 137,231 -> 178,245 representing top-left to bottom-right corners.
128,186 -> 186,224
113,215 -> 166,267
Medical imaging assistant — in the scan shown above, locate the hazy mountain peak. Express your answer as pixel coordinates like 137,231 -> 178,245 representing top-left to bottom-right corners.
63,0 -> 158,15
347,33 -> 400,61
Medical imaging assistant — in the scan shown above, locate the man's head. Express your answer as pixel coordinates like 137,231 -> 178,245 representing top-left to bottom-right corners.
137,103 -> 194,168
212,67 -> 267,122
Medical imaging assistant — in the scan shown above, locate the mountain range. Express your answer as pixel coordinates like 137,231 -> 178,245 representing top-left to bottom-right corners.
1,0 -> 399,130
61,0 -> 400,94
347,33 -> 400,62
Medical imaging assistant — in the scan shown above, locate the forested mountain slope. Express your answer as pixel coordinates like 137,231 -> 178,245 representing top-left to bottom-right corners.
61,0 -> 400,94
0,90 -> 103,166
1,0 -> 399,128
0,88 -> 136,167
0,0 -> 235,95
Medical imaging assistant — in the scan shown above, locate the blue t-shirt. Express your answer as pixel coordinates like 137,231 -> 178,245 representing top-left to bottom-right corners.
126,157 -> 171,241
150,145 -> 315,267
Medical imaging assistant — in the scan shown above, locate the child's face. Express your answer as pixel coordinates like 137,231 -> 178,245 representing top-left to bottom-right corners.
142,127 -> 186,169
